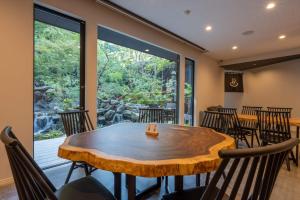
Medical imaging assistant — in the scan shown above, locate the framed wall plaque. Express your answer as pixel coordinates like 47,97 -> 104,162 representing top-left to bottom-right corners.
225,72 -> 244,92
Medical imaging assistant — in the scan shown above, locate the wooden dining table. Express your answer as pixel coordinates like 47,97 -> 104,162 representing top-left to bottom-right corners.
58,123 -> 235,200
238,114 -> 300,166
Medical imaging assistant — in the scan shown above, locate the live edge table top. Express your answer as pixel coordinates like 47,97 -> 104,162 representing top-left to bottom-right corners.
58,123 -> 235,177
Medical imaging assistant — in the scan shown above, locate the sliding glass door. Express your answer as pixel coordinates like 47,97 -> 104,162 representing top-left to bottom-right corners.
97,27 -> 179,127
33,5 -> 85,169
184,58 -> 195,126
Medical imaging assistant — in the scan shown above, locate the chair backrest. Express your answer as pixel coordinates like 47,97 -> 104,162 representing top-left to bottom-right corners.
219,112 -> 247,147
218,107 -> 238,115
200,111 -> 222,131
59,110 -> 94,137
241,106 -> 263,129
218,107 -> 242,128
267,107 -> 292,118
138,108 -> 164,123
201,138 -> 299,200
1,127 -> 57,200
242,106 -> 263,115
163,108 -> 176,124
257,110 -> 291,144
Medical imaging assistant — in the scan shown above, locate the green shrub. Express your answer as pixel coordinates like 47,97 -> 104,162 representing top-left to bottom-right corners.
34,130 -> 64,141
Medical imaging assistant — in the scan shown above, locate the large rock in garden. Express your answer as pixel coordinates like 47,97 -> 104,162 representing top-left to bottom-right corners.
98,108 -> 107,115
100,103 -> 107,108
105,120 -> 113,126
97,116 -> 106,125
52,114 -> 60,124
104,104 -> 112,110
104,110 -> 115,121
116,104 -> 125,113
123,110 -> 132,120
113,114 -> 123,123
110,100 -> 119,105
34,91 -> 44,102
131,112 -> 139,122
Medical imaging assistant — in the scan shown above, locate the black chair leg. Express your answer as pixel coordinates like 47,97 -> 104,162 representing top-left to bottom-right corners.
196,174 -> 200,187
205,172 -> 210,186
164,176 -> 170,194
286,156 -> 291,171
83,164 -> 90,176
290,150 -> 297,165
254,131 -> 260,146
65,162 -> 76,184
244,136 -> 251,148
126,174 -> 129,188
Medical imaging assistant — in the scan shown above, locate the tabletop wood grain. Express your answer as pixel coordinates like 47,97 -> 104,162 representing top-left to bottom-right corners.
58,123 -> 235,177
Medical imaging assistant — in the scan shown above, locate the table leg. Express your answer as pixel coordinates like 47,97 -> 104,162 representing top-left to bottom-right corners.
113,172 -> 121,200
127,175 -> 136,200
296,126 -> 299,167
174,176 -> 183,191
196,174 -> 201,187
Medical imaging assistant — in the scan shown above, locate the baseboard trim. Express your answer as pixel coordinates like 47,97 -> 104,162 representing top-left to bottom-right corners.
0,177 -> 14,186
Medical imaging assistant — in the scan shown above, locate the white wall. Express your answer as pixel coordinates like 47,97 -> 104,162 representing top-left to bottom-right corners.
0,0 -> 33,184
0,0 -> 224,181
225,59 -> 300,116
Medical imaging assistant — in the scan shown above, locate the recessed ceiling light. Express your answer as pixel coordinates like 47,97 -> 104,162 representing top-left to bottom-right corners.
278,35 -> 286,39
145,49 -> 150,52
266,2 -> 276,10
232,46 -> 238,50
205,25 -> 212,31
184,9 -> 191,15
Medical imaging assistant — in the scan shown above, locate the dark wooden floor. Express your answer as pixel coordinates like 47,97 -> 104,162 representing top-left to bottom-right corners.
1,161 -> 300,200
34,137 -> 67,169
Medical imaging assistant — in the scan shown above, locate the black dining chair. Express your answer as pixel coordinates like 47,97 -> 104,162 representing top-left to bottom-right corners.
267,107 -> 293,118
162,138 -> 299,200
241,106 -> 263,147
138,108 -> 164,123
257,110 -> 297,171
218,108 -> 250,148
163,109 -> 177,124
0,126 -> 116,200
59,110 -> 95,184
200,111 -> 222,131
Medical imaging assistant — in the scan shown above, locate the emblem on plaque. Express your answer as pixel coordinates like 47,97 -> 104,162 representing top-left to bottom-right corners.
229,78 -> 239,88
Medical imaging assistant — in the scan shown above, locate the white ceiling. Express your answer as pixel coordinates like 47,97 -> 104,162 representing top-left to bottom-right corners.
109,0 -> 300,61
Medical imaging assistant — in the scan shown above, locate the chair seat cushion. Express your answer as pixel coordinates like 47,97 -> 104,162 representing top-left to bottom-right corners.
55,176 -> 115,200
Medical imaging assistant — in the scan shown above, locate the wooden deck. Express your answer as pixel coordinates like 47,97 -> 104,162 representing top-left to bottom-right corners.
34,137 -> 69,169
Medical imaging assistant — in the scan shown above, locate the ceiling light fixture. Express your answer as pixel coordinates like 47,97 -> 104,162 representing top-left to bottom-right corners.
184,9 -> 191,15
278,35 -> 286,39
266,2 -> 276,10
205,25 -> 212,31
232,46 -> 238,50
145,49 -> 150,52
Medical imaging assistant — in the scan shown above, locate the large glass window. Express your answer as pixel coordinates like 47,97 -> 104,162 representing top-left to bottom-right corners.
97,27 -> 179,127
34,5 -> 85,169
184,58 -> 195,126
